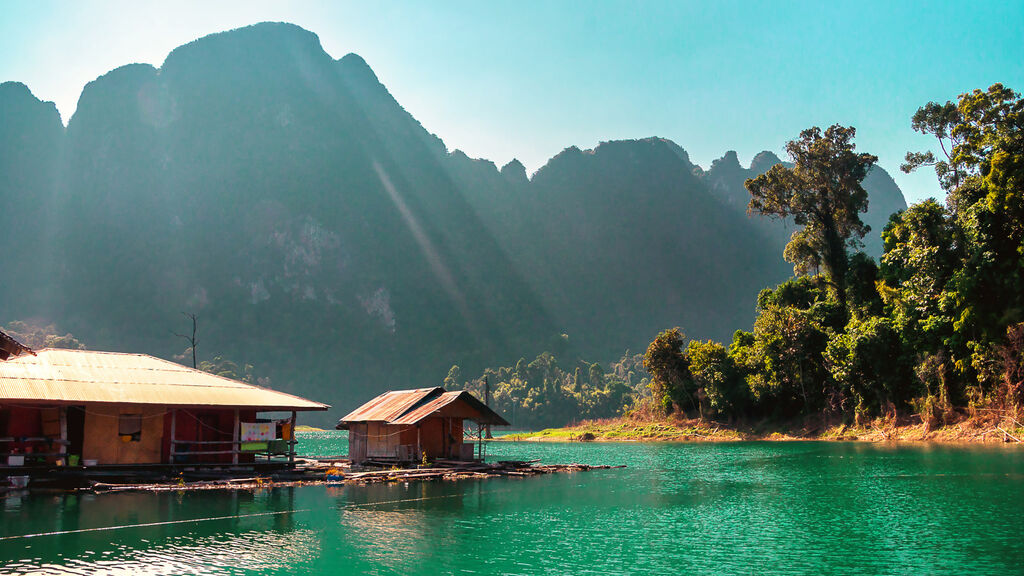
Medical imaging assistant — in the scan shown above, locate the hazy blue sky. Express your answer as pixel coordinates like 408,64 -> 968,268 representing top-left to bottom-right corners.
2,0 -> 1021,203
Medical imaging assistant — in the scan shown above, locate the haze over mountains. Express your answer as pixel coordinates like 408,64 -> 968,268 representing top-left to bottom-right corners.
0,23 -> 906,420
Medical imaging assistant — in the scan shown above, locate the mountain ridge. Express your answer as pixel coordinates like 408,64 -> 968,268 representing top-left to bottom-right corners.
0,23 -> 908,422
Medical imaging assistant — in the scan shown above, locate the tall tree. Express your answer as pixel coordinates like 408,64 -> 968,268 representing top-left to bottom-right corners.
643,328 -> 696,415
901,84 -> 1024,395
745,125 -> 878,311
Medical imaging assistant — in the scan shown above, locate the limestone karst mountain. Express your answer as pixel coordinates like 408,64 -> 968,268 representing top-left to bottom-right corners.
0,23 -> 907,419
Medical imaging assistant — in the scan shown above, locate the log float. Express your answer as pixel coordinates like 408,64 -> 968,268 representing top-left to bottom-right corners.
86,460 -> 625,493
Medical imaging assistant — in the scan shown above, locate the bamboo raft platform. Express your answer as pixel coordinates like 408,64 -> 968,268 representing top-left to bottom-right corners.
84,459 -> 625,493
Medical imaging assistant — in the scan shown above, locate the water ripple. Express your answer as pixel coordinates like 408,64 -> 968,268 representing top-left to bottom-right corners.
1,436 -> 1021,575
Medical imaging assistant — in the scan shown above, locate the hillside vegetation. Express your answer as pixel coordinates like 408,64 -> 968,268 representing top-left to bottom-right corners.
0,23 -> 907,423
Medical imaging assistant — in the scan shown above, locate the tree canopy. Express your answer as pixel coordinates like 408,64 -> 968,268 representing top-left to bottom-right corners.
634,85 -> 1023,430
745,125 -> 877,310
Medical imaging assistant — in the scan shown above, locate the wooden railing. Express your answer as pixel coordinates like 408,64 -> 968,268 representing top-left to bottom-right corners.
168,409 -> 298,466
169,439 -> 297,458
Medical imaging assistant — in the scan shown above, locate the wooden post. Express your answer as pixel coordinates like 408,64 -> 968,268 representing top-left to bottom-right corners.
484,376 -> 492,439
232,409 -> 240,465
289,411 -> 296,466
59,406 -> 68,461
169,409 -> 177,464
58,407 -> 68,450
416,425 -> 421,462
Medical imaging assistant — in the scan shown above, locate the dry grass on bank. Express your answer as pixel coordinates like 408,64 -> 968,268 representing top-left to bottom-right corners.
501,409 -> 1024,444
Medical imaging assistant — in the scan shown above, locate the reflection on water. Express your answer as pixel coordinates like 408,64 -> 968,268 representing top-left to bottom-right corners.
2,528 -> 321,575
1,437 -> 1022,575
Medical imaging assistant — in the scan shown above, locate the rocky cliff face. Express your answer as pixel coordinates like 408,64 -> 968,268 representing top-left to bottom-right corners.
701,149 -> 907,259
0,82 -> 64,314
0,23 -> 907,417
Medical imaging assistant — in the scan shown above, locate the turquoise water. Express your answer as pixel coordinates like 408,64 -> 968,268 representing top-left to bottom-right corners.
1,433 -> 1022,575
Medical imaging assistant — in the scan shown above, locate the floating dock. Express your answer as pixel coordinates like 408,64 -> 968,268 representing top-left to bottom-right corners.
79,459 -> 625,493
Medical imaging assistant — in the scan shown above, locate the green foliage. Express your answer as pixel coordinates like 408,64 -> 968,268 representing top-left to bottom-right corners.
996,323 -> 1024,408
456,85 -> 1023,430
455,85 -> 1023,430
896,84 -> 1024,408
824,316 -> 910,423
901,100 -> 964,190
686,339 -> 747,416
745,125 -> 878,309
625,88 -> 1022,429
197,355 -> 260,385
746,289 -> 832,417
643,328 -> 692,415
447,350 -> 647,429
877,199 -> 960,354
2,320 -> 86,350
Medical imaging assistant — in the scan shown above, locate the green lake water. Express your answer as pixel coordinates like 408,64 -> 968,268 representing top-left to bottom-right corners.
1,432 -> 1022,575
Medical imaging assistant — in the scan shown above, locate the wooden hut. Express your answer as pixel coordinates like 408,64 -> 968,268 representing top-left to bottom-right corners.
0,348 -> 328,471
337,387 -> 508,463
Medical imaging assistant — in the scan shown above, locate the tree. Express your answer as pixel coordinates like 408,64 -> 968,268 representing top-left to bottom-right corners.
686,339 -> 745,417
904,84 -> 1023,203
746,301 -> 829,416
2,320 -> 86,350
997,323 -> 1024,410
198,355 -> 257,384
900,101 -> 964,191
745,125 -> 878,311
824,316 -> 910,423
171,312 -> 198,369
901,84 -> 1024,393
877,199 -> 960,355
443,365 -> 461,389
643,328 -> 696,415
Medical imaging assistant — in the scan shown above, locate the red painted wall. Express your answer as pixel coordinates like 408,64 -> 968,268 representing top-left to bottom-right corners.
160,408 -> 257,464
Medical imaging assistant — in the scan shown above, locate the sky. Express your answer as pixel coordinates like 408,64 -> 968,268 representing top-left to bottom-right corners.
2,0 -> 1022,204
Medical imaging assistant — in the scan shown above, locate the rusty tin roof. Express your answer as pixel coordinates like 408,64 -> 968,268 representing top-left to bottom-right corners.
337,387 -> 443,423
0,349 -> 329,411
338,387 -> 508,427
390,391 -> 508,426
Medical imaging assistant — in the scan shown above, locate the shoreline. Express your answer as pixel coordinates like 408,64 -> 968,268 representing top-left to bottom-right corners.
497,415 -> 1024,445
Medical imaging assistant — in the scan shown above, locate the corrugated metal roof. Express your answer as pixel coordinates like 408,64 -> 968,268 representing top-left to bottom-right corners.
338,387 -> 442,423
338,387 -> 508,426
389,391 -> 465,425
0,349 -> 329,411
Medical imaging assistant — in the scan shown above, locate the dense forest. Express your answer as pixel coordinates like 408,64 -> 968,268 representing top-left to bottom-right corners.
642,84 -> 1024,429
0,23 -> 907,423
448,85 -> 1023,432
448,351 -> 649,430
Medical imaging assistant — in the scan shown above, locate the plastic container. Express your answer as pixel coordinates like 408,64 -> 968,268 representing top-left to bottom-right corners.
68,455 -> 80,466
6,455 -> 24,466
9,475 -> 29,489
82,459 -> 98,467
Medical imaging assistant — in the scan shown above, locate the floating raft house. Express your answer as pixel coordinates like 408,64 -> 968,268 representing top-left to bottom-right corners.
0,339 -> 328,481
337,387 -> 508,464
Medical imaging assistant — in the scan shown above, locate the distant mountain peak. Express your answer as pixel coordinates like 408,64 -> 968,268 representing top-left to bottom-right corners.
0,81 -> 60,119
750,151 -> 782,174
339,53 -> 381,84
0,80 -> 63,131
162,21 -> 331,75
500,159 -> 528,183
588,137 -> 696,168
653,138 -> 695,169
710,150 -> 742,172
0,81 -> 34,100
